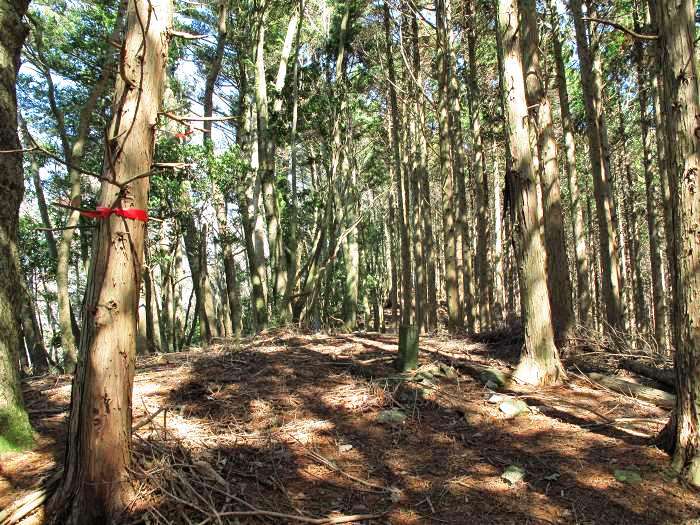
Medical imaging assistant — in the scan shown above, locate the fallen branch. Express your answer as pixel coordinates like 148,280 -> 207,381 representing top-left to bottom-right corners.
133,406 -> 166,432
587,372 -> 675,409
289,434 -> 392,494
620,359 -> 675,391
216,510 -> 385,524
0,471 -> 61,525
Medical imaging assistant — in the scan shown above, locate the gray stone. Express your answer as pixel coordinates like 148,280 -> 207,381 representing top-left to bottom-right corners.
499,399 -> 530,417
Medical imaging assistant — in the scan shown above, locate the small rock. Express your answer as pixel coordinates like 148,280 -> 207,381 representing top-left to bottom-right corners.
488,394 -> 506,404
339,443 -> 353,453
499,399 -> 530,418
501,465 -> 526,485
614,469 -> 642,485
480,369 -> 507,387
377,409 -> 407,424
439,363 -> 458,378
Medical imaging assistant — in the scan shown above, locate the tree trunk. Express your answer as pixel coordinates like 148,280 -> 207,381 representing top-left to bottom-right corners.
442,0 -> 469,331
255,9 -> 295,320
284,0 -> 304,321
202,0 -> 241,336
436,0 -> 459,333
497,0 -> 565,385
549,0 -> 591,328
492,142 -> 505,323
20,273 -> 50,374
181,210 -> 216,343
0,0 -> 34,453
653,0 -> 700,487
408,10 -> 426,333
143,248 -> 161,354
235,56 -> 268,331
409,14 -> 437,332
49,1 -> 172,520
520,0 -> 574,346
466,0 -> 491,332
570,0 -> 624,331
384,0 -> 413,327
632,6 -> 667,349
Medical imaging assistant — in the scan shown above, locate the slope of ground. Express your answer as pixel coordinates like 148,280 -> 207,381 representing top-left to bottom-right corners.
1,330 -> 698,524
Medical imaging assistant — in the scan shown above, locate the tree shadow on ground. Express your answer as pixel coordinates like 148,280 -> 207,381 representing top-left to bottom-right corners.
129,330 -> 699,524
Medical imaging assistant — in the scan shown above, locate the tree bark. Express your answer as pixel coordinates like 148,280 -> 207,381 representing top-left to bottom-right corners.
384,0 -> 413,327
0,0 -> 34,453
498,0 -> 565,385
570,0 -> 624,331
466,0 -> 491,332
653,0 -> 700,487
409,13 -> 437,332
549,0 -> 591,328
632,5 -> 667,349
49,1 -> 172,520
520,0 -> 574,345
436,0 -> 459,332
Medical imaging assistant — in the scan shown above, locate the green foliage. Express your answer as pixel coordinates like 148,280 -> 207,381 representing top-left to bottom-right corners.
17,216 -> 54,277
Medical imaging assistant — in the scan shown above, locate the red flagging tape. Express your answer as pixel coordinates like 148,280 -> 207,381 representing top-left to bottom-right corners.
80,206 -> 148,222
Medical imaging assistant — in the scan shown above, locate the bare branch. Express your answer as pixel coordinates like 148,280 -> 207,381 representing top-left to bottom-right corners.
583,17 -> 658,40
169,29 -> 209,40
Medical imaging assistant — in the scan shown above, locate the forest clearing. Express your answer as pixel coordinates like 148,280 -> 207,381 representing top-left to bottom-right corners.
1,0 -> 700,522
3,328 -> 699,524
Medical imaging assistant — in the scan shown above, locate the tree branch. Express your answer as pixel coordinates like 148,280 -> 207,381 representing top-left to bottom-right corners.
582,17 -> 657,40
169,29 -> 209,40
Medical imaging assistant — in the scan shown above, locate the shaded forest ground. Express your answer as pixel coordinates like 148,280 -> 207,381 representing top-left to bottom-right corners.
2,329 -> 699,524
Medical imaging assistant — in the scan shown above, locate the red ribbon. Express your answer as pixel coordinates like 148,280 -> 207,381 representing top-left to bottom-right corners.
79,206 -> 149,222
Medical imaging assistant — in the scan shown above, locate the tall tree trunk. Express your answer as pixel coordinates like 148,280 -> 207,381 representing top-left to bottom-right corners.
410,15 -> 437,332
202,0 -> 240,336
466,0 -> 491,332
436,0 -> 459,332
633,4 -> 667,349
520,0 -> 574,345
498,0 -> 565,385
342,157 -> 360,331
570,0 -> 624,331
238,72 -> 268,330
615,92 -> 647,334
549,0 -> 591,328
49,1 -> 172,520
255,8 -> 296,319
0,0 -> 34,452
653,0 -> 700,487
407,10 -> 426,332
181,209 -> 216,343
384,0 -> 413,326
284,0 -> 304,320
143,247 -> 161,353
442,0 -> 469,331
492,141 -> 505,323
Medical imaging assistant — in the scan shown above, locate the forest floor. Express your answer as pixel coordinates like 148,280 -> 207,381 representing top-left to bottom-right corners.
2,328 -> 699,524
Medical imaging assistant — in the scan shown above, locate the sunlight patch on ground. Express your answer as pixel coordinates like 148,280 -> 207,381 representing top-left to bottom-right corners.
280,418 -> 334,444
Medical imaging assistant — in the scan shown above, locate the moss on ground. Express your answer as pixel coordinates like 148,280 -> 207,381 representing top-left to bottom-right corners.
0,406 -> 35,453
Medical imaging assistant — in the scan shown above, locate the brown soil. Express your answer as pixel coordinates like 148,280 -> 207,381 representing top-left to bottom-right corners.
2,329 -> 698,524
